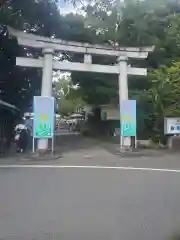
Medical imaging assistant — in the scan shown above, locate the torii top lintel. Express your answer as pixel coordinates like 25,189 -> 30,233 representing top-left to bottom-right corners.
8,26 -> 154,59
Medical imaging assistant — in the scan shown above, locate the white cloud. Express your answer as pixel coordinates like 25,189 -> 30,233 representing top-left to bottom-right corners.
57,2 -> 85,15
59,5 -> 76,15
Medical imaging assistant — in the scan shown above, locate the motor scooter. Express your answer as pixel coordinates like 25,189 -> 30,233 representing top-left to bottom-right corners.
14,128 -> 29,153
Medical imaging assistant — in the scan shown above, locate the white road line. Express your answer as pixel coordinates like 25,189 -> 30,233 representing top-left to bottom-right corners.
0,165 -> 180,173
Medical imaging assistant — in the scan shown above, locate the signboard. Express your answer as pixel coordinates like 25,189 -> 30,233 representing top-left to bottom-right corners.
33,96 -> 55,138
164,117 -> 180,135
120,100 -> 136,137
101,106 -> 120,120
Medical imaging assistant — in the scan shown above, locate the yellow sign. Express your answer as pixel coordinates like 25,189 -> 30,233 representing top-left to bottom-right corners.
121,115 -> 133,122
40,114 -> 48,121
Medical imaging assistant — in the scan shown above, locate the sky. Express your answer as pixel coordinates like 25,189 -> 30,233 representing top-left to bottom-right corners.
57,1 -> 87,15
57,1 -> 79,15
59,3 -> 75,14
54,2 -> 79,82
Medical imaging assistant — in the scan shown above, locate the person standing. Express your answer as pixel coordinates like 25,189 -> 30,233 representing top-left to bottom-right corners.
24,116 -> 33,150
14,119 -> 28,153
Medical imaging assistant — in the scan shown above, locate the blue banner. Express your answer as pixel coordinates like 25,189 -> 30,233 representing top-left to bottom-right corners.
120,100 -> 136,137
33,96 -> 55,138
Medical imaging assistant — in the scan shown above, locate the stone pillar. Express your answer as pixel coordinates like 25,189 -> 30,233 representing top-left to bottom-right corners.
84,54 -> 92,64
37,48 -> 54,151
118,55 -> 131,149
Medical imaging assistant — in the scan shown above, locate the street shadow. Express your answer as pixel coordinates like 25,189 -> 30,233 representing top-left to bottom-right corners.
0,135 -> 101,159
54,134 -> 101,154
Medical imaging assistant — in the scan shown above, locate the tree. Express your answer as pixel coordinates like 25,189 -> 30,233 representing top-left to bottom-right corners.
0,0 -> 66,114
139,61 -> 180,142
53,74 -> 85,116
70,0 -> 180,99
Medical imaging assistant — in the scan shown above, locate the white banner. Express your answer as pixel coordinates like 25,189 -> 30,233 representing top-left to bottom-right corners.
164,117 -> 180,135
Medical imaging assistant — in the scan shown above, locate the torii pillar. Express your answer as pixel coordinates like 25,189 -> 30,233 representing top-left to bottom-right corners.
118,55 -> 131,148
37,48 -> 54,151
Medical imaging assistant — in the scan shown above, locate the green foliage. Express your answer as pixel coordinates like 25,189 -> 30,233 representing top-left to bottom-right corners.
53,75 -> 85,116
0,0 -> 99,113
0,0 -> 64,114
70,0 -> 180,109
140,61 -> 180,142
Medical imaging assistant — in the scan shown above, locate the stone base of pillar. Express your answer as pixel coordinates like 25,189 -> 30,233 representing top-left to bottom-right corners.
120,137 -> 132,152
168,136 -> 180,151
37,139 -> 49,154
121,136 -> 131,149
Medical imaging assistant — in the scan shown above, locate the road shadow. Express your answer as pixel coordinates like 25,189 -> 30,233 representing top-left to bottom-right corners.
54,135 -> 100,154
54,135 -> 169,158
1,135 -> 168,162
0,135 -> 102,161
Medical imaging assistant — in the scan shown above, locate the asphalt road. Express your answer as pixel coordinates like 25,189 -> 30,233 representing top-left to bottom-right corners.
1,166 -> 180,240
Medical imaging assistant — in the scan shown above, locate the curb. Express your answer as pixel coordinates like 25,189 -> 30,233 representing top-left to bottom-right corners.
22,153 -> 62,161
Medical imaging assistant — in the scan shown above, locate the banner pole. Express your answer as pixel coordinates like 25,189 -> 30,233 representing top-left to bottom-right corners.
135,135 -> 137,148
120,135 -> 123,149
52,136 -> 54,153
32,137 -> 35,153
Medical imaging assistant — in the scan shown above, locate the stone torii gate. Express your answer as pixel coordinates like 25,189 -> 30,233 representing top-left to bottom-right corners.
8,27 -> 154,151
